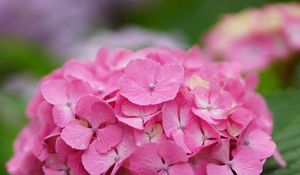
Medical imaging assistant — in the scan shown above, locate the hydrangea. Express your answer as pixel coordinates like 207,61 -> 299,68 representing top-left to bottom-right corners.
7,46 -> 282,175
204,3 -> 300,72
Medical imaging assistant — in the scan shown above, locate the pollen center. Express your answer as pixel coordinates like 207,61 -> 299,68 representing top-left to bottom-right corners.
148,83 -> 156,91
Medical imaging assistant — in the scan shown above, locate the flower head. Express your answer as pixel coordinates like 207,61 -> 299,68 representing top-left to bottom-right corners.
8,46 -> 280,175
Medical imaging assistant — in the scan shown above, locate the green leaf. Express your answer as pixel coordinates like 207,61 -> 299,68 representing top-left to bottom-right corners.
263,89 -> 300,175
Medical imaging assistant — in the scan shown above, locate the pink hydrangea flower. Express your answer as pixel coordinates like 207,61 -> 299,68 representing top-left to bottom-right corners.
7,46 -> 282,175
207,139 -> 264,175
41,79 -> 92,127
61,95 -> 123,152
192,84 -> 236,125
82,128 -> 136,175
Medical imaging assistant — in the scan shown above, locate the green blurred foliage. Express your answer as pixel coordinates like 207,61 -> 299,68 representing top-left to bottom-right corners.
263,89 -> 300,174
0,37 -> 58,83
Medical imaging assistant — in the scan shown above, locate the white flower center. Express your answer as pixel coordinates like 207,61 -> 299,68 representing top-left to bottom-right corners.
148,83 -> 156,91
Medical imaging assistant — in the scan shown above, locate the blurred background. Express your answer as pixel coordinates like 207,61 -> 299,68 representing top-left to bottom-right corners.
1,0 -> 300,174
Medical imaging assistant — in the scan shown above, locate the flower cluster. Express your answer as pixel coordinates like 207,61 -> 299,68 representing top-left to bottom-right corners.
7,46 -> 277,175
205,3 -> 300,72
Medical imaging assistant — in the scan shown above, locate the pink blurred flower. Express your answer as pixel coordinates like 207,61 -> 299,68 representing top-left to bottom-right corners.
204,3 -> 300,72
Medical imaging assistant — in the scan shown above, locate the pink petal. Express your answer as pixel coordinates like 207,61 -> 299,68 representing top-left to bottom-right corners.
53,104 -> 74,127
63,60 -> 94,82
171,130 -> 192,153
32,136 -> 49,161
184,121 -> 205,151
192,108 -> 218,125
243,92 -> 273,135
153,64 -> 184,102
26,92 -> 43,118
230,149 -> 263,175
121,99 -> 159,118
41,80 -> 68,105
211,139 -> 230,164
129,143 -> 162,172
67,152 -> 89,175
207,164 -> 232,175
66,80 -> 92,103
115,128 -> 137,159
115,96 -> 144,129
169,163 -> 195,175
158,141 -> 188,165
238,127 -> 276,159
117,116 -> 144,130
36,101 -> 54,125
192,87 -> 209,109
82,141 -> 117,175
61,120 -> 93,150
273,149 -> 287,168
76,95 -> 116,128
183,46 -> 204,70
120,59 -> 159,105
116,98 -> 160,129
111,130 -> 137,175
95,124 -> 123,153
227,107 -> 253,137
55,137 -> 73,162
162,101 -> 180,137
200,120 -> 220,146
193,158 -> 210,175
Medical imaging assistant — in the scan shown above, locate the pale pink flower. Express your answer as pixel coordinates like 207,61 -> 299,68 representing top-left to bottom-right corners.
120,59 -> 184,105
283,18 -> 300,49
82,129 -> 136,175
41,79 -> 92,127
204,3 -> 300,72
223,35 -> 275,71
161,92 -> 217,154
61,95 -> 123,152
207,139 -> 264,175
192,85 -> 236,125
